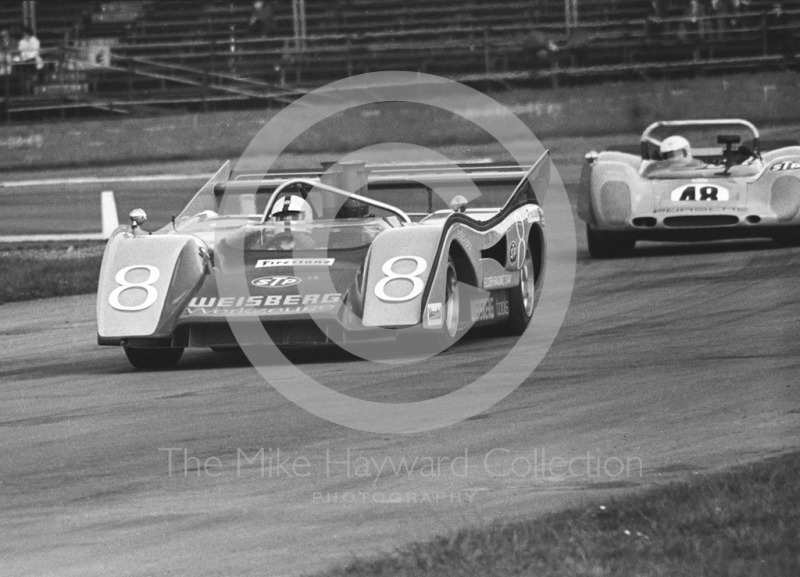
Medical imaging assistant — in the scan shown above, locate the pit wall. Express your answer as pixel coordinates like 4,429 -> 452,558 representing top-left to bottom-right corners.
1,71 -> 798,170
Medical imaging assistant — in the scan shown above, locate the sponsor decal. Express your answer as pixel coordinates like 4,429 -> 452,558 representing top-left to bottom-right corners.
109,265 -> 160,311
187,294 -> 341,309
483,273 -> 513,289
256,258 -> 335,268
454,228 -> 472,251
471,292 -> 510,323
670,184 -> 730,202
770,161 -> 800,172
251,275 -> 301,288
425,302 -> 443,328
186,304 -> 338,316
508,241 -> 518,264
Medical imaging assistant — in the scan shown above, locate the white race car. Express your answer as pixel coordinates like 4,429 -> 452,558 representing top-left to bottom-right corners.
579,119 -> 800,257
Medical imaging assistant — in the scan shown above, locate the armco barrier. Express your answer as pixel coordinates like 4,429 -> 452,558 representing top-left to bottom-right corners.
1,72 -> 798,170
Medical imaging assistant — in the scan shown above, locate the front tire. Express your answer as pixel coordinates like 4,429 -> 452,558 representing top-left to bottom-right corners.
505,247 -> 536,335
586,224 -> 635,258
123,346 -> 184,370
395,257 -> 462,356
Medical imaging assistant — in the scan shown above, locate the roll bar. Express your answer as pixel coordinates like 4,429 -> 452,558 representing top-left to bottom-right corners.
260,178 -> 411,224
640,119 -> 760,159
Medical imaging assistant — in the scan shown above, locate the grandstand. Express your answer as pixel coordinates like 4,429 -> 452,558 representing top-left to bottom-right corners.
1,0 -> 798,120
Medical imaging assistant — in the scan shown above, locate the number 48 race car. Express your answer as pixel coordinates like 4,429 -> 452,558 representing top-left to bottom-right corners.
579,119 -> 800,257
96,153 -> 549,369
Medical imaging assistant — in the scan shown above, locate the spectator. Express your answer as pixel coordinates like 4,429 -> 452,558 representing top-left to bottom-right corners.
0,29 -> 12,77
15,26 -> 43,95
248,1 -> 276,37
769,2 -> 795,62
728,0 -> 744,29
678,0 -> 708,58
708,0 -> 728,40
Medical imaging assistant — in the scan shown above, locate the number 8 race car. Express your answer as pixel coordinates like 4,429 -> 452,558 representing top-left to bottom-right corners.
579,119 -> 800,257
96,153 -> 549,369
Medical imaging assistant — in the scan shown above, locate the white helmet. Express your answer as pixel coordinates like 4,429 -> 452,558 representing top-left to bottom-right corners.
660,136 -> 692,160
269,195 -> 313,222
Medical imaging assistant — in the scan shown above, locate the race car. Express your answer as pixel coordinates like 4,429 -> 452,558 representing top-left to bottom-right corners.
96,153 -> 549,369
578,119 -> 800,257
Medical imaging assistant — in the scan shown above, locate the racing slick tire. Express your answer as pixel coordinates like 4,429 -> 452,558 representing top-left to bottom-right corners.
771,227 -> 800,247
504,246 -> 535,336
586,224 -> 636,259
396,257 -> 462,356
123,346 -> 184,370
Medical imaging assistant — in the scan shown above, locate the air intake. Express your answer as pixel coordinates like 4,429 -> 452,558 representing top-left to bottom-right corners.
770,175 -> 800,222
663,215 -> 739,227
598,181 -> 631,225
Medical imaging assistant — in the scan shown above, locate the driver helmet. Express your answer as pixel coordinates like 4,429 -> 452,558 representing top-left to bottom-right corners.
269,195 -> 313,222
660,135 -> 692,161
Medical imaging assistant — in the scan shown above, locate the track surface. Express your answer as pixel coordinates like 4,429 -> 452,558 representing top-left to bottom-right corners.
2,143 -> 800,576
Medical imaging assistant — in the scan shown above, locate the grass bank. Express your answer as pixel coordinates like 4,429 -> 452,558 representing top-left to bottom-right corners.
0,241 -> 104,304
316,452 -> 800,577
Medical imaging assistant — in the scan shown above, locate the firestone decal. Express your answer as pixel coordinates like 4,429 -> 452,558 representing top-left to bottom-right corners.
256,258 -> 335,268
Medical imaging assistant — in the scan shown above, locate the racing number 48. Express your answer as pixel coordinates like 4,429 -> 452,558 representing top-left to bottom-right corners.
680,186 -> 719,201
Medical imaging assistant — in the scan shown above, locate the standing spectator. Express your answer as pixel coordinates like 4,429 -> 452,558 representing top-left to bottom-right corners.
679,0 -> 708,59
15,26 -> 42,95
0,29 -> 12,76
248,1 -> 276,37
709,0 -> 728,40
769,3 -> 795,62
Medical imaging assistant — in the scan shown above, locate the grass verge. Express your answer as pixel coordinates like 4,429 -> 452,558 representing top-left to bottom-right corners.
0,241 -> 104,304
317,452 -> 800,577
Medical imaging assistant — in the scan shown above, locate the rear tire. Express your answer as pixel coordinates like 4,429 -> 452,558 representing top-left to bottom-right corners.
586,224 -> 635,258
505,246 -> 536,336
123,346 -> 184,370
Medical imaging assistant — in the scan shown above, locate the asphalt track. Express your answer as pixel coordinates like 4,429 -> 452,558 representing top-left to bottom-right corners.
2,143 -> 800,576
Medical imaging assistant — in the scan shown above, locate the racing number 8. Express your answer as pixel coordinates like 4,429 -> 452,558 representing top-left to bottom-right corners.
109,265 -> 160,311
375,256 -> 427,302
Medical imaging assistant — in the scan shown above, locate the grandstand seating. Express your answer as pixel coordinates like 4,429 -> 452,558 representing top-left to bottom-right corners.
1,0 -> 799,119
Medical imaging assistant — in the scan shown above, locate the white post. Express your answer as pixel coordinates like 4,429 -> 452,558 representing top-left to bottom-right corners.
100,191 -> 119,238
